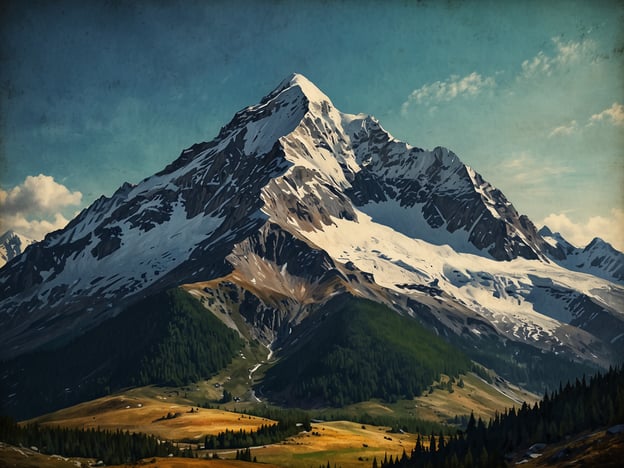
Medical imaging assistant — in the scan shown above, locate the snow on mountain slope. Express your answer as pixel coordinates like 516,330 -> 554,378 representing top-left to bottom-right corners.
301,207 -> 623,364
0,73 -> 621,368
0,230 -> 34,268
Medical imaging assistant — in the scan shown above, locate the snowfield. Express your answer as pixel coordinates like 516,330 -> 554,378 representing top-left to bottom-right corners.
302,208 -> 622,347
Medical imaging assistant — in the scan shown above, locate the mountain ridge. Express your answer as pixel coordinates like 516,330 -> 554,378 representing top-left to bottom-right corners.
0,74 -> 621,383
539,226 -> 624,282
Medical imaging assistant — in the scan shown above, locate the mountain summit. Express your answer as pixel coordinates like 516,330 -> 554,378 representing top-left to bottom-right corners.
0,75 -> 622,375
0,230 -> 34,268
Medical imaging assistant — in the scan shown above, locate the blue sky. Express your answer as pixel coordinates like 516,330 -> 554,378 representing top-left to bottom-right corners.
1,0 -> 622,249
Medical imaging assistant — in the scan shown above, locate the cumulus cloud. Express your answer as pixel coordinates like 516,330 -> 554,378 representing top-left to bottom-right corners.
1,213 -> 71,242
401,72 -> 495,114
589,102 -> 624,127
542,209 -> 624,251
0,174 -> 82,216
0,174 -> 82,241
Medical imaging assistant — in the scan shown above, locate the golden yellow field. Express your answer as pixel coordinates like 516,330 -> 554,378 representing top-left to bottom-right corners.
21,371 -> 539,468
24,392 -> 424,467
412,373 -> 538,423
245,420 -> 420,468
116,458 -> 282,468
27,390 -> 274,442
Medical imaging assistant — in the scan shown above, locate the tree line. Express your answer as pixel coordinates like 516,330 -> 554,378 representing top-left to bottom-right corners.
0,415 -> 186,465
204,412 -> 311,449
373,365 -> 624,467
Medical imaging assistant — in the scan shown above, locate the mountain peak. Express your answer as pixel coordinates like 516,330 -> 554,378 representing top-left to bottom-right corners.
584,237 -> 613,251
0,230 -> 17,242
0,230 -> 34,269
268,73 -> 332,107
0,230 -> 33,245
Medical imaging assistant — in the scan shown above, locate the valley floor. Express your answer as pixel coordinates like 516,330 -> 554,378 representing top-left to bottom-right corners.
14,335 -> 542,468
16,370 -> 540,468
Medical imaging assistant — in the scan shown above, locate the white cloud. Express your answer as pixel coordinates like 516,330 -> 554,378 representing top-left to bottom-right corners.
552,37 -> 583,64
0,174 -> 82,216
589,102 -> 624,127
548,120 -> 578,138
0,213 -> 71,242
0,174 -> 82,241
521,37 -> 591,79
547,103 -> 623,138
521,51 -> 552,77
542,209 -> 624,251
401,72 -> 495,114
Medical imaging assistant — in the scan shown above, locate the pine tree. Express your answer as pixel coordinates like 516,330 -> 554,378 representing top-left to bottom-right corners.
429,433 -> 437,452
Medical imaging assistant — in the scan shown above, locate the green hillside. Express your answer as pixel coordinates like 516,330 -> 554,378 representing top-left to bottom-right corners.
1,288 -> 243,419
261,295 -> 471,407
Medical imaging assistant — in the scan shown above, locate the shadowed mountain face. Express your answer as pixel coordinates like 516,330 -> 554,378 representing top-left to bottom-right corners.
0,74 -> 622,377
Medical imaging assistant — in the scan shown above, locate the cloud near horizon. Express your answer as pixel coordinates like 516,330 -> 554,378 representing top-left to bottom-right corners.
542,209 -> 624,252
0,174 -> 82,241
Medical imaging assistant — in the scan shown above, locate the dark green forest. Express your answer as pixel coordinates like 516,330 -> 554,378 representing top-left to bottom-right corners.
0,288 -> 243,419
204,415 -> 311,450
0,415 -> 186,465
194,407 -> 312,449
261,296 -> 471,406
374,365 -> 624,467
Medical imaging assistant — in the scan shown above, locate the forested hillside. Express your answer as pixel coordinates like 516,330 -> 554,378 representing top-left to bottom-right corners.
375,365 -> 624,467
262,296 -> 471,406
1,288 -> 243,419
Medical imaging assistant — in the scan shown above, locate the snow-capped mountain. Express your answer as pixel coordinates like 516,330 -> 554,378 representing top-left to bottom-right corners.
0,74 -> 622,375
540,226 -> 624,282
0,230 -> 34,269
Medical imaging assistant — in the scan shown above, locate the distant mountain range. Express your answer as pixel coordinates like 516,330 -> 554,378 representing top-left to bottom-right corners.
0,74 -> 622,404
539,226 -> 624,282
